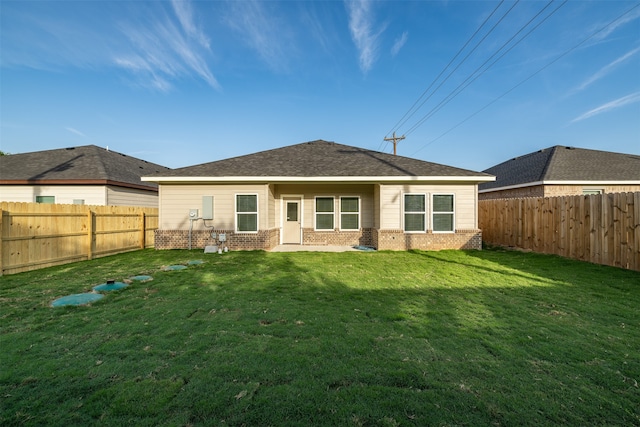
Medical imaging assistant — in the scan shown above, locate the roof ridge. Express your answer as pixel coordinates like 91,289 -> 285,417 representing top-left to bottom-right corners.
538,146 -> 559,181
86,145 -> 110,180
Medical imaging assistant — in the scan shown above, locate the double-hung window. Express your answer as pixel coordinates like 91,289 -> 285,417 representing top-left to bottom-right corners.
340,197 -> 359,230
236,194 -> 258,232
315,197 -> 334,230
432,194 -> 454,232
404,194 -> 426,232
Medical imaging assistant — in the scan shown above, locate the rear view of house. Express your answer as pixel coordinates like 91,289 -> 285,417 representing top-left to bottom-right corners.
0,145 -> 171,207
143,140 -> 494,251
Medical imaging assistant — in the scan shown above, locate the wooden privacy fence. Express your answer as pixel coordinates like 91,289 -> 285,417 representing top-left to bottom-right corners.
479,192 -> 640,271
0,202 -> 158,276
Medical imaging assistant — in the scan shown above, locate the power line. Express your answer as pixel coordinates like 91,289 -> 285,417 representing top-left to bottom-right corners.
389,0 -> 521,137
377,0 -> 507,152
404,0 -> 565,137
409,2 -> 640,157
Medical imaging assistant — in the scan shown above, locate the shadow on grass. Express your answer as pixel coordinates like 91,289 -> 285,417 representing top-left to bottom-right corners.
1,248 -> 639,426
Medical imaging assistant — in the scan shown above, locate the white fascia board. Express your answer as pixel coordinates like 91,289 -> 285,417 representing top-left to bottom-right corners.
142,175 -> 496,183
479,180 -> 640,193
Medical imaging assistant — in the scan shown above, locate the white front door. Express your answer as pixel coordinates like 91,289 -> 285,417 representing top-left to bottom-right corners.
283,199 -> 301,244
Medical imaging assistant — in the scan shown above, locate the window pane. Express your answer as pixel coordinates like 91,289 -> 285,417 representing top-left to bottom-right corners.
341,213 -> 358,230
35,196 -> 55,204
237,195 -> 257,213
404,194 -> 425,212
433,195 -> 453,212
433,213 -> 453,232
287,203 -> 298,221
341,197 -> 358,213
404,213 -> 424,232
316,198 -> 334,213
316,213 -> 334,230
237,213 -> 257,231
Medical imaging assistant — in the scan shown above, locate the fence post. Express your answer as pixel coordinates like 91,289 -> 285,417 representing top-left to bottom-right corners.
0,209 -> 3,276
140,211 -> 146,249
87,209 -> 94,260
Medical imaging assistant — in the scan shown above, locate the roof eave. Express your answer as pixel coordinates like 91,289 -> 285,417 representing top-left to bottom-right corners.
0,179 -> 158,192
479,180 -> 640,193
142,175 -> 496,184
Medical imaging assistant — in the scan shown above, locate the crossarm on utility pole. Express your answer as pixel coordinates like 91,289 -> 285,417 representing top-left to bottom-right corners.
384,132 -> 406,155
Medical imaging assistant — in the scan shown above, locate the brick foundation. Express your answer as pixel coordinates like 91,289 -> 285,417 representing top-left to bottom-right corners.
374,229 -> 482,250
155,229 -> 280,251
302,228 -> 372,246
155,228 -> 481,251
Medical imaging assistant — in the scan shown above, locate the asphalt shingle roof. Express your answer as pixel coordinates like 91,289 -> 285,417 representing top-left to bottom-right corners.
480,145 -> 640,190
147,140 -> 491,179
0,145 -> 171,190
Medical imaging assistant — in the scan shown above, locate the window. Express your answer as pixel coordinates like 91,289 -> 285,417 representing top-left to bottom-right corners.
236,194 -> 258,232
73,199 -> 85,205
404,194 -> 426,232
340,197 -> 360,230
432,194 -> 454,232
315,197 -> 334,230
583,189 -> 603,195
35,196 -> 55,204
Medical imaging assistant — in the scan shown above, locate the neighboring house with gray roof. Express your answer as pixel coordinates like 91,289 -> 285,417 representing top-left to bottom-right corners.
0,145 -> 170,207
142,140 -> 495,251
479,145 -> 640,200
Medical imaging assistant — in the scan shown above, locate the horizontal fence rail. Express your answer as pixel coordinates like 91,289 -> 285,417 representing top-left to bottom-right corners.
479,192 -> 640,271
0,202 -> 158,275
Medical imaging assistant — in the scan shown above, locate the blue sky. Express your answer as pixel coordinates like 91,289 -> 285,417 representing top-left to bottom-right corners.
1,0 -> 639,171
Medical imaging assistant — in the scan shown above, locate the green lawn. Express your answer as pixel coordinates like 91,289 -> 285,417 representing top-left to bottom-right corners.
1,248 -> 638,426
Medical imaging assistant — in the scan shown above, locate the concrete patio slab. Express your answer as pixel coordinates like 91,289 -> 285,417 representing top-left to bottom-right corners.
270,245 -> 360,252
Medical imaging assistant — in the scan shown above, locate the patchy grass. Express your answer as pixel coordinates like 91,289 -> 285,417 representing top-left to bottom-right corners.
1,248 -> 638,426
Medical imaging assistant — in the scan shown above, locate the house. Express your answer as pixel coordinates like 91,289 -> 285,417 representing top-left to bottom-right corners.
0,145 -> 171,207
479,145 -> 640,200
142,140 -> 495,251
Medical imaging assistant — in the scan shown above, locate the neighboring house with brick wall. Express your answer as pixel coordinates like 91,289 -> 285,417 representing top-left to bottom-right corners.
479,145 -> 640,200
142,140 -> 494,251
0,145 -> 171,207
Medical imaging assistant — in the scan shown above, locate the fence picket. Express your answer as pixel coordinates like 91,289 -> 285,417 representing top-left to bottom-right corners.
0,202 -> 158,275
479,192 -> 639,271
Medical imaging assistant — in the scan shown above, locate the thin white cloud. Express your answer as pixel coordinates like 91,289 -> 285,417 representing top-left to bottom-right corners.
574,46 -> 640,92
391,31 -> 408,57
571,91 -> 640,123
592,7 -> 640,41
171,0 -> 210,49
223,1 -> 292,71
2,1 -> 218,91
65,127 -> 86,137
113,1 -> 219,92
345,0 -> 385,73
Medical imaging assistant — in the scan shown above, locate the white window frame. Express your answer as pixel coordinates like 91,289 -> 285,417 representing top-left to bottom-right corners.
339,196 -> 360,231
432,193 -> 455,233
582,188 -> 603,195
403,193 -> 427,233
235,193 -> 259,233
314,196 -> 335,231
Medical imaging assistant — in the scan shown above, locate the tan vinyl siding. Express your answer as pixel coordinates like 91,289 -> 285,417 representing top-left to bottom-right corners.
106,186 -> 158,207
0,185 -> 107,205
268,184 -> 277,228
274,184 -> 374,229
379,184 -> 478,230
158,184 -> 270,230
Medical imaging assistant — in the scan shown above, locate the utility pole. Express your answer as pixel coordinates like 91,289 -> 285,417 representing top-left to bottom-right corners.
384,132 -> 406,156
